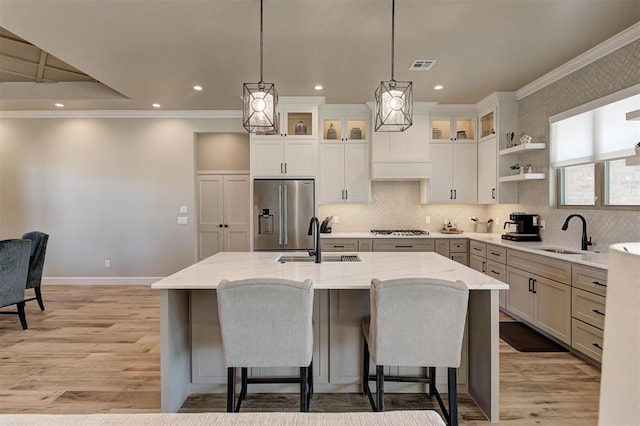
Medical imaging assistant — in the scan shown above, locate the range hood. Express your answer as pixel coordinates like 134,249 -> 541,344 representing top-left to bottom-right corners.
370,161 -> 432,180
368,101 -> 436,181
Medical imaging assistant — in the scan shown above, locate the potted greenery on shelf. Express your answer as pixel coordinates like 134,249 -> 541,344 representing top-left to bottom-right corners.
510,163 -> 520,175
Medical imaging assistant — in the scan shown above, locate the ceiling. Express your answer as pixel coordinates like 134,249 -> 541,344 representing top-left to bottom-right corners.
0,0 -> 638,111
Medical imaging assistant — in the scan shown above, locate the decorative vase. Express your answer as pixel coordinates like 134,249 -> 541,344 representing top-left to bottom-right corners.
295,121 -> 307,135
326,123 -> 337,140
350,127 -> 362,139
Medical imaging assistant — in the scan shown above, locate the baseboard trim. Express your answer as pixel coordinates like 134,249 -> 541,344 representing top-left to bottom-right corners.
43,277 -> 163,285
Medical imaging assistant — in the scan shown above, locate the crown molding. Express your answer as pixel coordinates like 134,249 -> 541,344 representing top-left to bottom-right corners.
0,110 -> 243,119
516,22 -> 640,100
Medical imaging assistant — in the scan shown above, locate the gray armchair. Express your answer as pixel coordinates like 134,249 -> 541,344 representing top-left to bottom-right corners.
0,239 -> 31,329
21,231 -> 49,310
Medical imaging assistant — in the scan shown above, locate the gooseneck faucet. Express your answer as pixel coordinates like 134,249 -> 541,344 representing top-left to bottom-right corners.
308,216 -> 322,263
561,214 -> 593,251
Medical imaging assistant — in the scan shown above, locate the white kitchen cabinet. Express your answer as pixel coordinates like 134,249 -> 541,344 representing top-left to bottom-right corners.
196,174 -> 250,260
319,105 -> 370,203
475,92 -> 518,204
250,97 -> 322,178
428,143 -> 477,203
430,114 -> 477,143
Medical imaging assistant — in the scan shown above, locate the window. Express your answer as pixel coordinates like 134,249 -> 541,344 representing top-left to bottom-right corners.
551,86 -> 640,210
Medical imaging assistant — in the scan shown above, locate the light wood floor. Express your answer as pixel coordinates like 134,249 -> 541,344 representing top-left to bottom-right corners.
0,285 -> 601,424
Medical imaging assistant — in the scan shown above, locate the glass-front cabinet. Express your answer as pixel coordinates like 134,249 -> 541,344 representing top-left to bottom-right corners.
253,100 -> 318,139
480,109 -> 496,141
321,117 -> 367,142
430,114 -> 477,143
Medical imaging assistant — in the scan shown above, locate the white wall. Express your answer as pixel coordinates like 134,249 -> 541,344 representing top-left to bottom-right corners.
0,116 -> 244,280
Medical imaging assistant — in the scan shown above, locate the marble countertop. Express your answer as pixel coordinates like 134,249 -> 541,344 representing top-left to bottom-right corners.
151,251 -> 508,291
322,232 -> 609,269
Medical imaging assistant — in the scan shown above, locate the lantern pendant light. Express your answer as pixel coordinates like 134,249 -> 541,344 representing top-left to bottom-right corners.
243,0 -> 278,134
374,0 -> 413,132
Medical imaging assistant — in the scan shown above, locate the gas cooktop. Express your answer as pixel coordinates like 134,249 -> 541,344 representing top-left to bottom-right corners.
371,229 -> 429,236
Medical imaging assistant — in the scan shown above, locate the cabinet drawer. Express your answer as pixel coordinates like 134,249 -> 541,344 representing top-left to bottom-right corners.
373,239 -> 435,252
507,250 -> 571,284
486,260 -> 506,282
450,239 -> 468,253
469,240 -> 486,257
572,319 -> 603,363
469,254 -> 486,273
486,244 -> 507,264
572,288 -> 606,330
450,252 -> 468,266
435,240 -> 450,257
572,264 -> 607,297
321,239 -> 359,252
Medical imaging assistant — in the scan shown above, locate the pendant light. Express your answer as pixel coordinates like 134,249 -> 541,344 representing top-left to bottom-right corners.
374,0 -> 413,132
243,0 -> 278,133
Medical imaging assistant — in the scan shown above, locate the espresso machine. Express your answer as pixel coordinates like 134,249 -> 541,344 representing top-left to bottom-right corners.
502,212 -> 541,241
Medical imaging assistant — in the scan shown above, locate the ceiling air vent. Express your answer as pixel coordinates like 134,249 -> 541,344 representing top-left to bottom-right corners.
409,60 -> 436,71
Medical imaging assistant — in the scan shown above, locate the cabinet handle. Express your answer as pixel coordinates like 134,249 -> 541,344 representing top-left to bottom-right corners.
218,224 -> 223,228
592,309 -> 605,316
395,245 -> 413,248
284,163 -> 287,174
490,269 -> 501,275
482,261 -> 486,273
490,251 -> 499,256
280,163 -> 284,173
345,189 -> 348,200
532,278 -> 537,294
492,188 -> 496,199
450,189 -> 453,200
528,277 -> 533,292
592,280 -> 607,287
334,245 -> 345,248
592,343 -> 603,350
453,189 -> 457,199
224,224 -> 229,228
473,247 -> 482,251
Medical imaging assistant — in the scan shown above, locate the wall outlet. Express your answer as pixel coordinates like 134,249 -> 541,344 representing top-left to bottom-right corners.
104,260 -> 110,268
425,216 -> 431,224
333,216 -> 339,224
179,205 -> 188,214
177,216 -> 188,225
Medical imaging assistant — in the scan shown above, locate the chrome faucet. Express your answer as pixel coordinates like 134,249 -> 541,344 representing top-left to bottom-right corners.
561,214 -> 593,251
308,216 -> 322,263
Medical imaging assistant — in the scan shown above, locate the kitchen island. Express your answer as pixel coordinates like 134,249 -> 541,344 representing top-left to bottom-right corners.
152,251 -> 508,422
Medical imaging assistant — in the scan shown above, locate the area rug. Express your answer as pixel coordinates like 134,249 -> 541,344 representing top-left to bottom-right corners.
500,321 -> 568,352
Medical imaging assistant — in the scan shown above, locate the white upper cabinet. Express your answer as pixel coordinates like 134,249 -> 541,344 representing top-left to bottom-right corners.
319,105 -> 370,204
430,114 -> 477,143
429,143 -> 478,203
250,97 -> 323,178
475,92 -> 519,204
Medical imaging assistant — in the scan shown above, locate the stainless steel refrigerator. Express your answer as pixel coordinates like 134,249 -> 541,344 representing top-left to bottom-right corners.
253,179 -> 315,250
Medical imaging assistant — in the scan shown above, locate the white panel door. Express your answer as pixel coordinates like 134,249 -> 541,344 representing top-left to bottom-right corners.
251,139 -> 284,176
283,139 -> 317,177
319,143 -> 345,203
344,143 -> 369,203
477,137 -> 497,204
223,175 -> 250,252
429,144 -> 454,202
198,175 -> 224,260
453,143 -> 478,203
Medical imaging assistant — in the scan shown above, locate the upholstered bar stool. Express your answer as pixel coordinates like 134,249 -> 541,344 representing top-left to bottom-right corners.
217,278 -> 314,412
362,278 -> 469,426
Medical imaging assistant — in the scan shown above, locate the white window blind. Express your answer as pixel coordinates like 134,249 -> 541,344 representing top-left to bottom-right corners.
550,88 -> 640,168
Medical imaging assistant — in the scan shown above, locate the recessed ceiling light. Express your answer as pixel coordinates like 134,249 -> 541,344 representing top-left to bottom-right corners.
193,85 -> 203,91
434,85 -> 443,90
54,103 -> 64,108
314,85 -> 323,91
152,103 -> 161,108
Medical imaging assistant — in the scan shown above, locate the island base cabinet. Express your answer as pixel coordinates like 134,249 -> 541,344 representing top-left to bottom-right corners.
190,289 -> 329,389
505,267 -> 534,322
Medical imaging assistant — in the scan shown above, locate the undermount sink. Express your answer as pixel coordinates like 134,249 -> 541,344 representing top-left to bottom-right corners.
537,248 -> 583,255
277,254 -> 361,263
